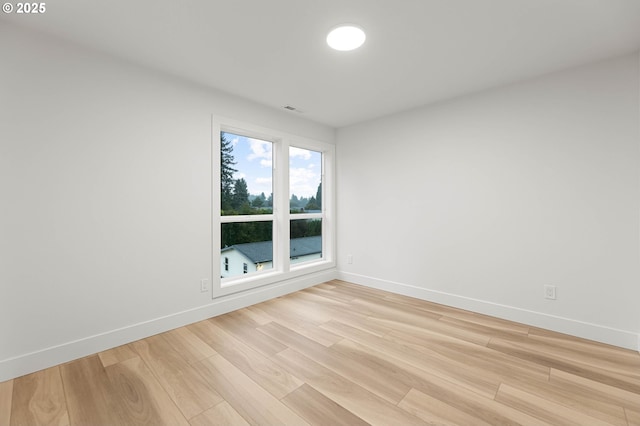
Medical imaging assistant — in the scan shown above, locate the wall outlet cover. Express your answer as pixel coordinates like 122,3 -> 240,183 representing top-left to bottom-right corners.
544,285 -> 556,300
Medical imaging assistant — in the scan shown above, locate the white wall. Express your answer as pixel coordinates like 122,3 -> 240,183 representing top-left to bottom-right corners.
337,53 -> 640,350
0,22 -> 335,381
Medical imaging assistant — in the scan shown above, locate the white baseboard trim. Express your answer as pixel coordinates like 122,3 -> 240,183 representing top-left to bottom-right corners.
337,271 -> 640,352
0,269 -> 337,382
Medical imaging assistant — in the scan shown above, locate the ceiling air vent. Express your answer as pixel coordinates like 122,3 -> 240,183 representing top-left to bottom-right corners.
283,105 -> 303,113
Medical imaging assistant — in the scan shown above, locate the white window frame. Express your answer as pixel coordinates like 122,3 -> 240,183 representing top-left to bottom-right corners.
212,116 -> 335,298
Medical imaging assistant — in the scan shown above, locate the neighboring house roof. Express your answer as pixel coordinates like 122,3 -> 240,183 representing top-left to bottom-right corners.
289,236 -> 322,258
221,236 -> 321,264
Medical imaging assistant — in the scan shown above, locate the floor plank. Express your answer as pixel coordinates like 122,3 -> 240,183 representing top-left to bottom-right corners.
105,357 -> 190,426
240,305 -> 274,326
98,344 -> 138,368
294,294 -> 391,337
60,356 -> 163,426
195,354 -> 309,425
626,407 -> 640,426
258,322 -> 411,404
257,298 -> 343,346
488,337 -> 640,394
281,383 -> 369,426
328,338 -> 546,426
274,348 -> 427,425
162,326 -> 217,365
130,335 -> 222,419
398,388 -> 493,426
271,294 -> 335,325
188,401 -> 249,426
529,327 -> 640,368
350,296 -> 443,324
510,332 -> 640,380
320,319 -> 500,399
188,319 -> 303,399
380,288 -> 474,318
303,284 -> 357,303
500,372 -> 628,425
366,308 -> 492,346
209,311 -> 287,357
61,355 -> 131,425
315,282 -> 336,290
0,380 -> 13,426
495,383 -> 615,426
10,367 -> 69,426
386,328 -> 550,384
61,354 -> 190,426
439,315 -> 529,340
549,368 -> 640,410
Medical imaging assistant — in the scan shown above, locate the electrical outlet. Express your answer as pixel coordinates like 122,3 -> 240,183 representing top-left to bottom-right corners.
347,254 -> 353,264
544,285 -> 556,300
200,279 -> 209,293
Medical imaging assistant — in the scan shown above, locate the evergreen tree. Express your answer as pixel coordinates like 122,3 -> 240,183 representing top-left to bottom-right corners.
315,183 -> 322,208
222,221 -> 272,248
305,196 -> 320,211
290,194 -> 300,208
220,133 -> 237,211
232,178 -> 250,210
252,193 -> 265,207
290,218 -> 322,239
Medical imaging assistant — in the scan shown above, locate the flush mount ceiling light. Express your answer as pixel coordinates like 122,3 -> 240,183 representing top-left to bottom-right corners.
326,25 -> 366,51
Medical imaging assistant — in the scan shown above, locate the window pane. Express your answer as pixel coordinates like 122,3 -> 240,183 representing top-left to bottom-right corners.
221,132 -> 273,216
290,219 -> 322,265
289,147 -> 322,214
221,221 -> 273,278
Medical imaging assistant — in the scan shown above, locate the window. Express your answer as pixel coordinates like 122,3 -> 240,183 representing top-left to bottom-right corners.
220,132 -> 274,279
289,146 -> 323,266
289,147 -> 322,215
214,118 -> 334,296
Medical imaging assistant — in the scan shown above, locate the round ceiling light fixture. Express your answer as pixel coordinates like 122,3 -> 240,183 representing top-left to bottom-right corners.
326,25 -> 366,51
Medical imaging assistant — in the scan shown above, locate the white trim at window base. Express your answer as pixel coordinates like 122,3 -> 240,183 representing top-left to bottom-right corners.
212,116 -> 335,299
221,258 -> 334,288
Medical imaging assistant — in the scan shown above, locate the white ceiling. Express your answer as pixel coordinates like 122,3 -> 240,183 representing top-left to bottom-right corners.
4,0 -> 640,128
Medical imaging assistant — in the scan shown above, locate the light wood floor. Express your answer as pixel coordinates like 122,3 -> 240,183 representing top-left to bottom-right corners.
2,280 -> 640,426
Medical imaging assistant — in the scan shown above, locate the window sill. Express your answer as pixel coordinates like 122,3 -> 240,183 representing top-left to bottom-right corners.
215,259 -> 335,298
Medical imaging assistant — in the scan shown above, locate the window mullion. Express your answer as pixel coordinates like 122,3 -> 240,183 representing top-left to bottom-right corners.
278,139 -> 291,272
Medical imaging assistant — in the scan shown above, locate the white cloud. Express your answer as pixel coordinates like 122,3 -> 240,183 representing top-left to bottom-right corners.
290,167 -> 320,198
254,177 -> 273,194
290,147 -> 312,160
255,177 -> 272,185
230,137 -> 239,147
248,138 -> 272,167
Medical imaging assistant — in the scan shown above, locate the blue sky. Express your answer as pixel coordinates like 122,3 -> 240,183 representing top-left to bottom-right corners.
223,132 -> 321,199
